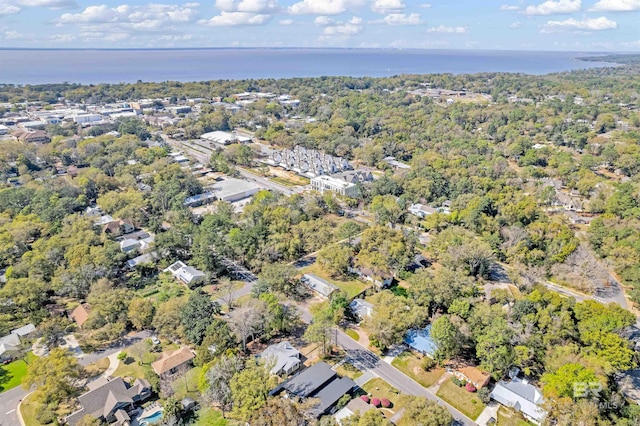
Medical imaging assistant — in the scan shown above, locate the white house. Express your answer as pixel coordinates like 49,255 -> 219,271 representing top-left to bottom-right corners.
302,274 -> 338,298
491,369 -> 546,425
349,299 -> 373,321
120,238 -> 141,253
259,341 -> 301,376
409,204 -> 438,218
164,261 -> 206,286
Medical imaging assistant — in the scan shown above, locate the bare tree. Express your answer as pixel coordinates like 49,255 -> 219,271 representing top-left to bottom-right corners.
218,277 -> 236,311
204,355 -> 243,417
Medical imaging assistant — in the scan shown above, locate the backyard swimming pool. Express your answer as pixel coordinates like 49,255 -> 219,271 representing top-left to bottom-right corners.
139,410 -> 164,425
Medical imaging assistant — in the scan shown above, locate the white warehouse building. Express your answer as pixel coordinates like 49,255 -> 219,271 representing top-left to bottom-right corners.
72,114 -> 103,124
211,178 -> 262,202
201,130 -> 251,146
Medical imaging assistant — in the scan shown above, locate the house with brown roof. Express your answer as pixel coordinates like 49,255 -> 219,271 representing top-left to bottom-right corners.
11,129 -> 50,144
65,377 -> 151,426
70,303 -> 92,328
452,365 -> 491,389
103,219 -> 135,236
151,347 -> 194,379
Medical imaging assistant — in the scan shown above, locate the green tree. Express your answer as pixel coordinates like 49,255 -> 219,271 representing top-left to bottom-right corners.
542,363 -> 600,399
181,290 -> 222,345
128,298 -> 155,330
317,244 -> 353,277
257,263 -> 300,298
230,359 -> 275,421
431,315 -> 462,360
22,348 -> 83,404
402,396 -> 453,426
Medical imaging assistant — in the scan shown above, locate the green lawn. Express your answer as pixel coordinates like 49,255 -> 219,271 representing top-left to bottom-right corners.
193,407 -> 228,426
391,351 -> 444,388
0,353 -> 36,392
336,362 -> 363,380
436,379 -> 486,420
345,329 -> 359,341
20,391 -> 54,426
301,263 -> 369,299
361,378 -> 406,411
497,406 -> 536,426
172,366 -> 202,400
84,357 -> 110,377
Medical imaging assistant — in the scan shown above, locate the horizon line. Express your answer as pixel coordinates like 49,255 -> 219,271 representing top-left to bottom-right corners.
0,46 -> 636,54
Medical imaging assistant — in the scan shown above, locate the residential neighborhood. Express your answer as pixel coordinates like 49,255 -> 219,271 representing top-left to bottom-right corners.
2,60 -> 640,426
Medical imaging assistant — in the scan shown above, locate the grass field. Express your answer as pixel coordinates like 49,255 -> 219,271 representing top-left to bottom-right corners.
0,353 -> 36,392
436,379 -> 486,420
345,329 -> 359,341
20,391 -> 55,426
497,406 -> 536,426
84,357 -> 110,377
172,366 -> 202,400
391,352 -> 444,388
301,263 -> 369,299
336,362 -> 363,380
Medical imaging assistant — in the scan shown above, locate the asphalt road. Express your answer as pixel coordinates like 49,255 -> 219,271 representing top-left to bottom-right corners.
336,329 -> 476,426
0,386 -> 27,426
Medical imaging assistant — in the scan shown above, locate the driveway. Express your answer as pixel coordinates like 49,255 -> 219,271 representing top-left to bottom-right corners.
79,330 -> 152,366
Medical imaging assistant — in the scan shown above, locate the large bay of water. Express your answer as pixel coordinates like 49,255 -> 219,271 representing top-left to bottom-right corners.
0,48 -> 612,85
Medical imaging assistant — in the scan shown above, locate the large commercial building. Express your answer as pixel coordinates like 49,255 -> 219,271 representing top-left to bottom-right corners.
201,130 -> 251,146
311,175 -> 358,197
212,178 -> 262,202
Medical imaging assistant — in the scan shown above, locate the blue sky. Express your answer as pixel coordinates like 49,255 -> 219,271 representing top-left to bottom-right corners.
0,0 -> 638,50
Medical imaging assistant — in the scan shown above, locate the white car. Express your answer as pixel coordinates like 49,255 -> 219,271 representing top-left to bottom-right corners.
150,336 -> 161,345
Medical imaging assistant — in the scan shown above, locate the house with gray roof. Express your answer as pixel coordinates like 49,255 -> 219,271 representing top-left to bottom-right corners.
349,299 -> 374,321
0,332 -> 21,360
164,261 -> 206,286
302,274 -> 338,298
65,377 -> 151,426
490,369 -> 546,425
271,362 -> 356,418
258,341 -> 301,376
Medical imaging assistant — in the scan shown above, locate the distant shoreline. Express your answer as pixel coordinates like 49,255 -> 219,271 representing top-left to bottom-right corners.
0,49 -> 622,85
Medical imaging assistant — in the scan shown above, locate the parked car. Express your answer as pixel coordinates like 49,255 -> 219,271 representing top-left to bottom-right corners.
150,336 -> 161,345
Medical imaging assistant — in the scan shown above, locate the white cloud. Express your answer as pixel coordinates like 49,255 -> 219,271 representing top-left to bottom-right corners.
378,13 -> 421,25
590,0 -> 640,11
0,30 -> 22,40
213,0 -> 280,13
58,3 -> 199,30
371,0 -> 404,14
17,0 -> 77,8
198,11 -> 271,26
419,3 -> 432,8
427,25 -> 468,33
0,4 -> 21,15
279,18 -> 294,25
0,0 -> 76,16
500,4 -> 520,10
323,16 -> 363,35
314,16 -> 334,25
524,0 -> 581,15
49,33 -> 76,42
159,34 -> 193,40
542,16 -> 617,31
509,21 -> 522,28
288,0 -> 365,15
